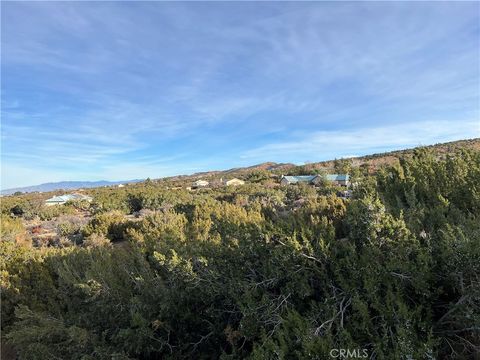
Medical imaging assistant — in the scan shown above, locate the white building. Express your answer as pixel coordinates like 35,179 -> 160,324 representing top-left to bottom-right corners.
193,179 -> 209,188
223,178 -> 245,186
45,193 -> 93,206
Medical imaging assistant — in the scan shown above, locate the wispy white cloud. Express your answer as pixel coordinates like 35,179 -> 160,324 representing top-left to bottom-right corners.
241,119 -> 480,162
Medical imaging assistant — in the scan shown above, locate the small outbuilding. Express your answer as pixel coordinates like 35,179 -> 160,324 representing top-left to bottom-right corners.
223,178 -> 245,186
193,180 -> 209,188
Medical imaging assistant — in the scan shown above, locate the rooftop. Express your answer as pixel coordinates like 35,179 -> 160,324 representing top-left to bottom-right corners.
281,174 -> 349,183
324,174 -> 350,181
281,175 -> 318,183
45,193 -> 92,203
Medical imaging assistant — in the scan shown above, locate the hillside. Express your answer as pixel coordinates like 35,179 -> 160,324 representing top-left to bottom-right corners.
307,138 -> 480,171
163,138 -> 480,181
3,138 -> 479,196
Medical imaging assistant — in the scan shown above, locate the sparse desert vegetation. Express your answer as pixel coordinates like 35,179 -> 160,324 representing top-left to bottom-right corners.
1,142 -> 479,359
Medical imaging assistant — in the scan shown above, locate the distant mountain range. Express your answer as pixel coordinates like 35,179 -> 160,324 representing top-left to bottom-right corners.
1,180 -> 143,196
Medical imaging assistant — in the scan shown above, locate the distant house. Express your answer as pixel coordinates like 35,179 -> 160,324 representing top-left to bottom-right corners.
193,180 -> 209,188
223,178 -> 245,186
45,193 -> 93,206
280,175 -> 317,186
281,174 -> 350,187
117,184 -> 125,188
323,174 -> 350,187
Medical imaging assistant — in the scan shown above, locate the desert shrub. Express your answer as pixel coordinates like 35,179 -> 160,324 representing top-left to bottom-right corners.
37,205 -> 76,221
57,222 -> 80,237
246,170 -> 270,183
82,233 -> 111,248
1,147 -> 479,359
1,215 -> 28,245
82,211 -> 130,241
10,204 -> 24,216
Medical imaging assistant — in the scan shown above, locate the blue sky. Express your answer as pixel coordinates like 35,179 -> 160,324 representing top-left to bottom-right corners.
1,1 -> 479,189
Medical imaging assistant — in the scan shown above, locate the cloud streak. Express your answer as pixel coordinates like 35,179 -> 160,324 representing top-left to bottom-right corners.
241,119 -> 480,162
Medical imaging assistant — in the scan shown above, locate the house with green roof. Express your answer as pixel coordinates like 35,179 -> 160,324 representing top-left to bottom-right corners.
280,174 -> 350,187
323,174 -> 350,186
